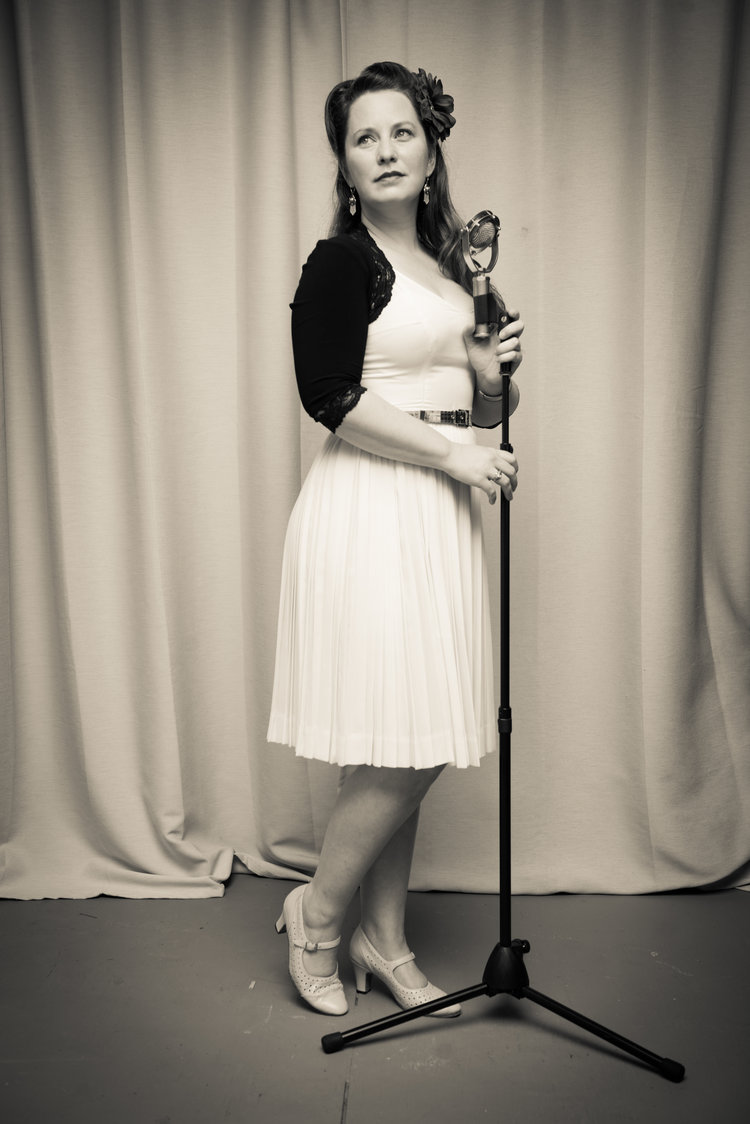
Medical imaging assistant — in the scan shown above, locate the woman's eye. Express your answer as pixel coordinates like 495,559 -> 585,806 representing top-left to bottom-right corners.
396,128 -> 413,138
356,134 -> 374,146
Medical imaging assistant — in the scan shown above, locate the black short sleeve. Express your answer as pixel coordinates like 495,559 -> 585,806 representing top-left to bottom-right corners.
291,238 -> 371,431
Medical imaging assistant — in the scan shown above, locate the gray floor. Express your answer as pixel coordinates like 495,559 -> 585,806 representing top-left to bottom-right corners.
0,878 -> 747,1123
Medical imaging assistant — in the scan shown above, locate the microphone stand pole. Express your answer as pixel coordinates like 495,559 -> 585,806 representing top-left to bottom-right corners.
321,370 -> 685,1084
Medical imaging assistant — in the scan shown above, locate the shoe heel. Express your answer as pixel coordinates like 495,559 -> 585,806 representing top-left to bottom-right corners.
275,914 -> 287,935
352,962 -> 372,994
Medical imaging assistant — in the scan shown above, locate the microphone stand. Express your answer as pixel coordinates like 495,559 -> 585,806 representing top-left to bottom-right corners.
321,369 -> 685,1084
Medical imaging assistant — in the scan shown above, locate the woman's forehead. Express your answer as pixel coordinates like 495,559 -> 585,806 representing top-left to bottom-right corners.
347,90 -> 418,132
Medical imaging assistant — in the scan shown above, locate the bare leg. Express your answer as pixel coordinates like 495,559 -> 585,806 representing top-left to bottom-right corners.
359,807 -> 431,989
301,764 -> 444,977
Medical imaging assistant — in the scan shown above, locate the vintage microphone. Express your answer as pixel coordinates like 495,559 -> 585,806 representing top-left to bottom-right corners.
461,209 -> 514,371
461,209 -> 501,340
321,209 -> 685,1085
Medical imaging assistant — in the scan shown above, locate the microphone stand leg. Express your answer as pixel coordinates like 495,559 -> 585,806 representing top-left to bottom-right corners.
520,987 -> 685,1083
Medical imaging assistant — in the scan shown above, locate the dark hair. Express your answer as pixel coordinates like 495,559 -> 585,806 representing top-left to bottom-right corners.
324,61 -> 484,299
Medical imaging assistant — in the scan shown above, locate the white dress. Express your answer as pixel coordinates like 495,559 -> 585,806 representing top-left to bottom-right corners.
267,267 -> 496,769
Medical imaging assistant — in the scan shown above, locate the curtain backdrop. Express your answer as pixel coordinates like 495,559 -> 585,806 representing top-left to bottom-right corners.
1,0 -> 748,899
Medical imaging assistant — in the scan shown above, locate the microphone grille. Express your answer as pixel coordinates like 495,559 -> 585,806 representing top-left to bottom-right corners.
469,216 -> 498,251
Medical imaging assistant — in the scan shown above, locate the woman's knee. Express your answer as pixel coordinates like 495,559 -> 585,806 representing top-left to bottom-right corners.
415,763 -> 446,794
354,762 -> 445,804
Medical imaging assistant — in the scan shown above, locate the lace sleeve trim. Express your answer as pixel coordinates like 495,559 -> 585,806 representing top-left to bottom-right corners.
314,384 -> 369,433
351,226 -> 395,323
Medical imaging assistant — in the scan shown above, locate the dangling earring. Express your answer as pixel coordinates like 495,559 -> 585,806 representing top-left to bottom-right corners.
348,186 -> 357,216
423,177 -> 431,205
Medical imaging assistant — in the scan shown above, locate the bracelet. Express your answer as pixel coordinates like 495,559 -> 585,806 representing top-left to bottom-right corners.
479,372 -> 514,401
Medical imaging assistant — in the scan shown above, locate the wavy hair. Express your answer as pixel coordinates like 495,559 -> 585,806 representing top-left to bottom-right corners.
324,61 -> 499,305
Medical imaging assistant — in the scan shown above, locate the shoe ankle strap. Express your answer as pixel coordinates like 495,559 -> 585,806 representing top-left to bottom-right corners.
294,935 -> 341,952
388,951 -> 416,969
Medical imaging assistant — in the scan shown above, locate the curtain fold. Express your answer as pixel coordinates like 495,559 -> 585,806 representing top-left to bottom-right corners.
1,0 -> 748,899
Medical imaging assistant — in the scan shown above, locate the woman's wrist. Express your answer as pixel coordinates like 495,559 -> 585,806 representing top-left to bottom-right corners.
473,377 -> 520,422
476,371 -> 510,399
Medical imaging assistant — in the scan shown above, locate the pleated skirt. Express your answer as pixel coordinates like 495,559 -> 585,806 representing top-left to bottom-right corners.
267,429 -> 496,769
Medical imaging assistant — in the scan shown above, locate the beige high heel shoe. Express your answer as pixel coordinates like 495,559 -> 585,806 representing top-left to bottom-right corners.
349,925 -> 461,1017
275,884 -> 348,1016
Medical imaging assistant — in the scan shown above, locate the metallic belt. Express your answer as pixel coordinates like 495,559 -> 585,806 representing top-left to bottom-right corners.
406,409 -> 472,427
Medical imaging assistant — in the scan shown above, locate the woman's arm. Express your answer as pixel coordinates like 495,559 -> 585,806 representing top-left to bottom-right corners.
291,238 -> 371,428
336,390 -> 518,504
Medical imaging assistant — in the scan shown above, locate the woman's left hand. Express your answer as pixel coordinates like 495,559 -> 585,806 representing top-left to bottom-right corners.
465,310 -> 524,384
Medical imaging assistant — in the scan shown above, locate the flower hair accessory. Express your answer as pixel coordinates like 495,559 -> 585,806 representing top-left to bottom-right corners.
413,68 -> 456,142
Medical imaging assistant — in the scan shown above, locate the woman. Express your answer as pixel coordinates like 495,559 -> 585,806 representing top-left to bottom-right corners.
268,62 -> 524,1017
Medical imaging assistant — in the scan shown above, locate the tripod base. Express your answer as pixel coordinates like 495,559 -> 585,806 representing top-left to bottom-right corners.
321,938 -> 685,1083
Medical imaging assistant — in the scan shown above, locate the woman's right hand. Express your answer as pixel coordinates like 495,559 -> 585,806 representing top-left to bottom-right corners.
444,442 -> 519,504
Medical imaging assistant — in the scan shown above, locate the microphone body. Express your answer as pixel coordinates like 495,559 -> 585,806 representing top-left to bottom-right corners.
471,273 -> 495,340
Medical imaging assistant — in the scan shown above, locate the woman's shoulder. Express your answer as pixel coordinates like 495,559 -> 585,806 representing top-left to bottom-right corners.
304,228 -> 377,271
300,227 -> 395,323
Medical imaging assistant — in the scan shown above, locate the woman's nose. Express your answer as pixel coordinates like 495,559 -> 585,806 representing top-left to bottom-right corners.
377,140 -> 396,162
